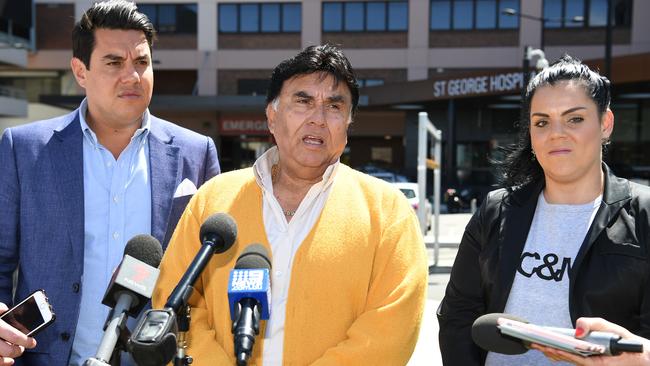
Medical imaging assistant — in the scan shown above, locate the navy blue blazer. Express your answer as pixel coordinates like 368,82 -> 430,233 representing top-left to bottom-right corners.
0,109 -> 220,365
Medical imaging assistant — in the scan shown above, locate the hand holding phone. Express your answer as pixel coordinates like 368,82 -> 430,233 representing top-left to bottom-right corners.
0,290 -> 55,364
0,302 -> 36,365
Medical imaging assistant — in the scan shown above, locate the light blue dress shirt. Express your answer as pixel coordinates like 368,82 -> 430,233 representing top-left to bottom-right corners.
69,99 -> 152,365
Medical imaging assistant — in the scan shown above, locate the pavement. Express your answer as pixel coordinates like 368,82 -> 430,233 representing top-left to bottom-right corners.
407,213 -> 472,366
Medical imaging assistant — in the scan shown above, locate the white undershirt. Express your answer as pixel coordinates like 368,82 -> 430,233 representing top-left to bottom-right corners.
253,146 -> 339,365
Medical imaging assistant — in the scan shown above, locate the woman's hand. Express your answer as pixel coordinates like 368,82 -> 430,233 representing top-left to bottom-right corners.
532,317 -> 650,366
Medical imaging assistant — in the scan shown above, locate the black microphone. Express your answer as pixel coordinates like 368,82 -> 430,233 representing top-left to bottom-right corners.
84,234 -> 163,366
228,244 -> 272,366
128,213 -> 237,366
472,313 -> 644,357
165,212 -> 238,312
471,313 -> 528,355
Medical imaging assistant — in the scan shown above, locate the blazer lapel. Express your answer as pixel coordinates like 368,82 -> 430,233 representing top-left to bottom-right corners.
149,120 -> 180,247
571,164 -> 631,277
49,114 -> 85,272
491,182 -> 541,312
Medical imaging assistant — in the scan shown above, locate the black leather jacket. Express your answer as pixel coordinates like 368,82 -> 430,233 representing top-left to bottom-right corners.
437,165 -> 650,365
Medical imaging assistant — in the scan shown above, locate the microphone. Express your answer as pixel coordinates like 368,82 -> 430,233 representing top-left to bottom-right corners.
165,212 -> 238,312
85,234 -> 163,366
472,313 -> 644,357
128,213 -> 237,366
228,244 -> 272,366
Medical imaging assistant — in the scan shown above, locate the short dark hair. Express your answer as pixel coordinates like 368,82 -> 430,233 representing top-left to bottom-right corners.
72,0 -> 155,69
266,44 -> 360,115
497,54 -> 612,189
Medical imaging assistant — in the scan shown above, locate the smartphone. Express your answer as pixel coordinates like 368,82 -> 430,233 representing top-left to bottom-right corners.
0,289 -> 56,337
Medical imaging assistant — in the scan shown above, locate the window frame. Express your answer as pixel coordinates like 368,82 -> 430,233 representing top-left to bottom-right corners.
358,78 -> 385,87
322,1 -> 409,33
542,0 -> 633,29
218,2 -> 302,34
429,0 -> 520,31
138,3 -> 198,34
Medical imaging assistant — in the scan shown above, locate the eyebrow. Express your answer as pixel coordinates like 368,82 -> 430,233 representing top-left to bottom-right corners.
101,54 -> 125,62
100,54 -> 150,62
531,106 -> 587,118
292,91 -> 347,103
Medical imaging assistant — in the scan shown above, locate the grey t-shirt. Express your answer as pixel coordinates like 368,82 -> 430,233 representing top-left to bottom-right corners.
485,192 -> 601,366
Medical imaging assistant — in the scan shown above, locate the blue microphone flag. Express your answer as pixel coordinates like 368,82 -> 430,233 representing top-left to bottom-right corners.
227,268 -> 271,320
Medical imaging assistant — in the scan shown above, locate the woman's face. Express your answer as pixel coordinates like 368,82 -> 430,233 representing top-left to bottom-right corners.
529,80 -> 613,185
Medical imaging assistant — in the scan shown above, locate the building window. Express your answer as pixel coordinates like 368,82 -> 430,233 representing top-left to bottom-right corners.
238,79 -> 271,96
322,1 -> 408,32
138,4 -> 197,34
430,0 -> 519,30
218,3 -> 301,33
358,78 -> 385,87
543,0 -> 632,28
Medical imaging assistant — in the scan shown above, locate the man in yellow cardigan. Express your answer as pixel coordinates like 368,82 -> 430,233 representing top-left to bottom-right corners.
152,44 -> 428,365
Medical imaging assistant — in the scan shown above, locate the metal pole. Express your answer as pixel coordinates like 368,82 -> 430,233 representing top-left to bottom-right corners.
417,113 -> 427,234
521,46 -> 531,123
539,19 -> 546,50
604,0 -> 612,78
419,112 -> 442,266
432,130 -> 441,267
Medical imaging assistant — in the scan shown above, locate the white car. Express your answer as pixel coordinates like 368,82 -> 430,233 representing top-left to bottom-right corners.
394,182 -> 432,231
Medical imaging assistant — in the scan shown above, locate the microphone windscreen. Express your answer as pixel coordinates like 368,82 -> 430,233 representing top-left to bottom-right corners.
472,313 -> 529,355
200,213 -> 238,253
235,244 -> 271,270
124,234 -> 163,268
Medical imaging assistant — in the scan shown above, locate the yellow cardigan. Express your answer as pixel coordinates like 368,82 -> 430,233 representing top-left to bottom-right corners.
152,164 -> 428,365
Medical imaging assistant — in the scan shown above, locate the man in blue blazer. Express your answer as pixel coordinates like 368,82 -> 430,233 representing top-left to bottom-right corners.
0,1 -> 220,365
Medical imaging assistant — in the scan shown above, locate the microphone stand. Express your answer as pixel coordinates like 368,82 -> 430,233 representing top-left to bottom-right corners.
174,304 -> 193,366
84,297 -> 133,366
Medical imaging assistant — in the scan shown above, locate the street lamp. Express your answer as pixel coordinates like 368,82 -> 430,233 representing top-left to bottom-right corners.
501,7 -> 584,51
501,8 -> 584,103
504,3 -> 613,78
527,47 -> 549,70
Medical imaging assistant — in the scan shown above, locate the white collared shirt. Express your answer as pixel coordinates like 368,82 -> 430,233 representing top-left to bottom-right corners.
252,146 -> 339,365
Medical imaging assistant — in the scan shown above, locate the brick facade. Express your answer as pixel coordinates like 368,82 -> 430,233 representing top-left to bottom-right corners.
218,33 -> 301,49
218,69 -> 272,95
154,34 -> 198,50
153,70 -> 198,95
321,32 -> 407,48
544,27 -> 631,46
429,29 -> 518,47
36,4 -> 75,50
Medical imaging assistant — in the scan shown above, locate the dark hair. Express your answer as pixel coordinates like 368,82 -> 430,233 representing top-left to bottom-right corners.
72,0 -> 155,69
266,44 -> 360,115
497,54 -> 612,189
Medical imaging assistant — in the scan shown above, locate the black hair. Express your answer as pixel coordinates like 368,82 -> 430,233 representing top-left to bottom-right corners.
497,54 -> 612,189
266,44 -> 360,115
72,0 -> 155,69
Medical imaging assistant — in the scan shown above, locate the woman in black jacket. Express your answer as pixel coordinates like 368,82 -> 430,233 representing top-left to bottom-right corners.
437,55 -> 650,366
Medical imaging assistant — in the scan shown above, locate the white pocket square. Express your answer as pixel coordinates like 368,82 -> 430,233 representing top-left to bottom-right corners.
174,178 -> 197,198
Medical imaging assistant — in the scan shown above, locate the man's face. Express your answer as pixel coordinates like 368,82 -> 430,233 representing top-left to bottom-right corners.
71,28 -> 153,129
266,72 -> 353,173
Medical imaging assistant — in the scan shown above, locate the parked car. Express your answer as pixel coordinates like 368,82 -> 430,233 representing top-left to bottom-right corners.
370,171 -> 404,183
394,182 -> 432,231
357,163 -> 409,183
